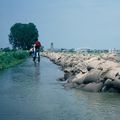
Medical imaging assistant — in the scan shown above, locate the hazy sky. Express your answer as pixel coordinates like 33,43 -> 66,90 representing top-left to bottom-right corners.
1,0 -> 120,49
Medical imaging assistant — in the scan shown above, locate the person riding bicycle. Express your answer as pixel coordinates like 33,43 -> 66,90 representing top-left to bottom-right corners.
33,39 -> 41,62
34,39 -> 41,51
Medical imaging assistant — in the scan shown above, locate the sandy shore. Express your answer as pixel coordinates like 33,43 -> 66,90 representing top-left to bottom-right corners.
42,51 -> 120,93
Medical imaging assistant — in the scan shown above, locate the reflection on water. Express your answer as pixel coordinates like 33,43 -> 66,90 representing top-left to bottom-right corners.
72,89 -> 120,120
0,57 -> 120,120
33,62 -> 40,81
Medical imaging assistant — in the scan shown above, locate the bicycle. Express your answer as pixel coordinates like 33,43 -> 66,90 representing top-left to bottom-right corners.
32,47 -> 40,63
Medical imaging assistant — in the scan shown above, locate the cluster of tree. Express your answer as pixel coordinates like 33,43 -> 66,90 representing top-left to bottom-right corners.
9,23 -> 39,50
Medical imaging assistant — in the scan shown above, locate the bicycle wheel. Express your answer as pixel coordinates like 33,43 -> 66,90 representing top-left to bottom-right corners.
38,52 -> 40,62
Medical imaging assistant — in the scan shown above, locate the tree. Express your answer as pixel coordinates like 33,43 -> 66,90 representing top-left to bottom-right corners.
9,23 -> 39,49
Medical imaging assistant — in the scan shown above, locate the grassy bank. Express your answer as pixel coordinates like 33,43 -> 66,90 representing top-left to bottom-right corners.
0,50 -> 29,70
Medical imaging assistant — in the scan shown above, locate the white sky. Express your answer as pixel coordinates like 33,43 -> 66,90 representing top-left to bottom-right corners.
0,0 -> 120,49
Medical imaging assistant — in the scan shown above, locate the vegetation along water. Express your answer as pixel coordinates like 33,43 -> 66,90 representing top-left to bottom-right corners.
0,50 -> 28,70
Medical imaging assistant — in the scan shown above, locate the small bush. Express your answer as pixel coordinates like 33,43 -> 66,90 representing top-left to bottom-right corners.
12,51 -> 28,59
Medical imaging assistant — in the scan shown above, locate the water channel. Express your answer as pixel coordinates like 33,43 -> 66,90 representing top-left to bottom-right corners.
0,57 -> 120,120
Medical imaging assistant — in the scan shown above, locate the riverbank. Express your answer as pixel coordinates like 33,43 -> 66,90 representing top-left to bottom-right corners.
0,50 -> 28,70
42,51 -> 120,93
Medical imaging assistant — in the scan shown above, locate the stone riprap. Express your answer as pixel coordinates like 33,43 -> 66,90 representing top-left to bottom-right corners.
42,51 -> 120,93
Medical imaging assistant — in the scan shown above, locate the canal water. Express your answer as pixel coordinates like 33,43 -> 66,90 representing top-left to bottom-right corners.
0,57 -> 120,120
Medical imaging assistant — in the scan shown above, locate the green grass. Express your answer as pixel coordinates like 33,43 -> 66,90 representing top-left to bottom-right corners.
0,50 -> 29,70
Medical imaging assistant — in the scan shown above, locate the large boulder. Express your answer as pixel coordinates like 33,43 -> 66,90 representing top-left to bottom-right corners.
83,69 -> 102,84
99,61 -> 120,70
82,82 -> 103,92
110,79 -> 120,91
102,68 -> 120,80
102,79 -> 120,92
74,61 -> 88,73
72,72 -> 87,84
86,57 -> 105,69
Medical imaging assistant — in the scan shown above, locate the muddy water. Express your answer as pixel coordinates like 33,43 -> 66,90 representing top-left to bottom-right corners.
0,57 -> 120,120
